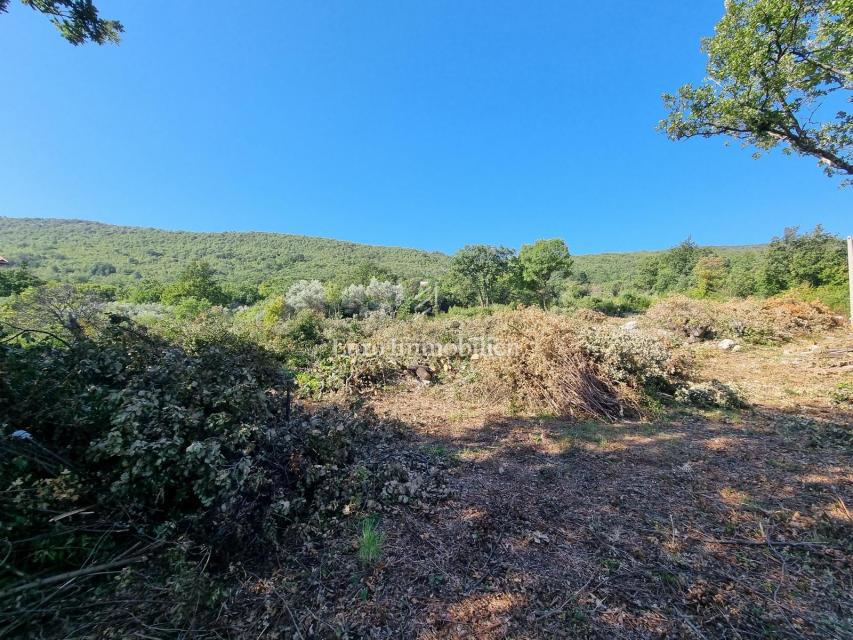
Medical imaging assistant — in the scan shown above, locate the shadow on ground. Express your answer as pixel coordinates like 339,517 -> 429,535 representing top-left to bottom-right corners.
344,401 -> 852,639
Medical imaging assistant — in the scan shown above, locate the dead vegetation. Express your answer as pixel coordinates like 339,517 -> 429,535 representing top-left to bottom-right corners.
646,295 -> 845,344
478,308 -> 689,420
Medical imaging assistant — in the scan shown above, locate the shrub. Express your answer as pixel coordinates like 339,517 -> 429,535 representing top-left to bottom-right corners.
580,324 -> 690,393
0,321 -> 286,542
89,261 -> 117,276
127,278 -> 165,303
0,264 -> 44,297
365,278 -> 405,315
285,279 -> 326,314
341,283 -> 369,316
675,381 -> 744,409
172,295 -> 213,320
162,261 -> 229,306
1,297 -> 451,635
576,291 -> 651,317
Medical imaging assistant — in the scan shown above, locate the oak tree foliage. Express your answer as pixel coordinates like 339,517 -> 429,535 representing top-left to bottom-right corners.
661,0 -> 852,181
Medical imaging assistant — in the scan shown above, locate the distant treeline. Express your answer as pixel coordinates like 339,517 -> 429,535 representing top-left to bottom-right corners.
0,217 -> 847,314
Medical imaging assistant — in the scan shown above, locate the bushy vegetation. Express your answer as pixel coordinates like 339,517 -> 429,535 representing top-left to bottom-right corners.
631,226 -> 848,311
0,288 -> 451,634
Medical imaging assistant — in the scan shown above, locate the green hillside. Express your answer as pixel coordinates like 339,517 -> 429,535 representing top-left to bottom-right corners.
0,217 -> 451,288
0,216 -> 766,289
572,245 -> 767,287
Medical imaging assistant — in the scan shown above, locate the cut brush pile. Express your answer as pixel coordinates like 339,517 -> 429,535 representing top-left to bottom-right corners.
478,308 -> 689,420
646,295 -> 844,344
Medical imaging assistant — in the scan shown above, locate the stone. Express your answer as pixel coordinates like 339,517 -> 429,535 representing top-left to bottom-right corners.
718,339 -> 737,350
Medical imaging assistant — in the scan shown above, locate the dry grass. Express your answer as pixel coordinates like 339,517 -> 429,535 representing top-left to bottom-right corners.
694,329 -> 853,420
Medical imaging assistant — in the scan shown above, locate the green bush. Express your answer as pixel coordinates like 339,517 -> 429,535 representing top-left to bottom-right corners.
0,264 -> 43,297
0,320 -> 287,551
576,291 -> 651,316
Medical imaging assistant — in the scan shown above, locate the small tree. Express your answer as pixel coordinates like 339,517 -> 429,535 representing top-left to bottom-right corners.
637,239 -> 714,293
726,253 -> 762,297
349,262 -> 396,286
694,256 -> 730,297
162,261 -> 228,306
763,225 -> 846,293
365,278 -> 404,315
340,284 -> 368,316
451,245 -> 514,307
0,263 -> 44,297
660,0 -> 852,182
89,261 -> 116,276
518,239 -> 573,308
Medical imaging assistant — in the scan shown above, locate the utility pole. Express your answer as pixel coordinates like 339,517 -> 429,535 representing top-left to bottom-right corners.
848,236 -> 853,326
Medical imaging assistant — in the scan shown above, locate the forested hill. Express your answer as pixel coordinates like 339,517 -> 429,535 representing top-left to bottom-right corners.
0,217 -> 451,287
0,216 -> 764,288
573,245 -> 767,286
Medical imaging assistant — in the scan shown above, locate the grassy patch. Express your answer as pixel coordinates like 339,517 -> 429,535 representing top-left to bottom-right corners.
358,515 -> 384,565
559,420 -> 611,450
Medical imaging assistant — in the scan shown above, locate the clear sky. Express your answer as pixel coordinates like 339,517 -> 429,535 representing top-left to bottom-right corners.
1,1 -> 849,254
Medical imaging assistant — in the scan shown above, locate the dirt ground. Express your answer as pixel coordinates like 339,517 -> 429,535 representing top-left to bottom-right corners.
305,331 -> 852,639
213,331 -> 853,639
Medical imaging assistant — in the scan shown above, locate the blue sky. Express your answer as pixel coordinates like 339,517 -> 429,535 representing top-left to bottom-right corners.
0,1 -> 849,254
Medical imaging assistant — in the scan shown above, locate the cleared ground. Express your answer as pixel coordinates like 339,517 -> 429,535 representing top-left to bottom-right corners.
320,332 -> 853,638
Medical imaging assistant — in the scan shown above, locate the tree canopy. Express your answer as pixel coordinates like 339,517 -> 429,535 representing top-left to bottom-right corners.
636,238 -> 715,293
0,0 -> 123,45
762,224 -> 847,292
660,0 -> 852,182
162,261 -> 228,306
518,239 -> 573,308
450,245 -> 514,307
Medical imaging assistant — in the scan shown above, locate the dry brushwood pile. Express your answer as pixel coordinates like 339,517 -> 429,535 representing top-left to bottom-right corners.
306,314 -> 501,394
307,308 -> 697,420
478,308 -> 690,420
645,295 -> 845,344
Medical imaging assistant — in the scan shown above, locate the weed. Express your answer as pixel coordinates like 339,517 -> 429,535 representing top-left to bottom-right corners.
358,515 -> 384,565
